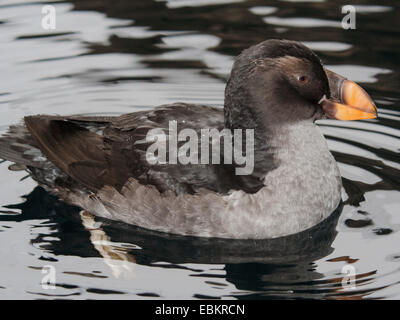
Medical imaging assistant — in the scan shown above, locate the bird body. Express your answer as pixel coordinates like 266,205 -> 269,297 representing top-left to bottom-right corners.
0,39 -> 377,239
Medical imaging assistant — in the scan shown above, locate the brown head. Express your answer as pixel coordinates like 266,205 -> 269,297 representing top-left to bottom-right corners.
224,39 -> 377,130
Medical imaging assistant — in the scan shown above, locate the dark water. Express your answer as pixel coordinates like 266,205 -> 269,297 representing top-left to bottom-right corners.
0,0 -> 399,299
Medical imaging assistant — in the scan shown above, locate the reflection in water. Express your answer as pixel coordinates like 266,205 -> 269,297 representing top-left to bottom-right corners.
1,186 -> 387,299
2,187 -> 392,299
79,211 -> 137,279
0,0 -> 399,299
3,186 -> 343,299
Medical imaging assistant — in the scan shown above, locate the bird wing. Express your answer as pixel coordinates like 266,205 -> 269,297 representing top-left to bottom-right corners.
22,103 -> 237,194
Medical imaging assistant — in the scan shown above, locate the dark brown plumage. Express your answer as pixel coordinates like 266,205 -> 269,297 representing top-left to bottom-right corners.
19,104 -> 242,195
0,39 -> 377,239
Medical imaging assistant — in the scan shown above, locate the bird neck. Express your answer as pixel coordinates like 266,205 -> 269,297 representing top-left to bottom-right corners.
224,97 -> 334,186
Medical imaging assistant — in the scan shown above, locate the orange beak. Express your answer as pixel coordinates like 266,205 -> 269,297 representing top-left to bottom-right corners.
321,74 -> 377,121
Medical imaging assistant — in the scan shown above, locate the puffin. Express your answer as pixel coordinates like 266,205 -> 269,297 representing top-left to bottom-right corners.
0,39 -> 377,239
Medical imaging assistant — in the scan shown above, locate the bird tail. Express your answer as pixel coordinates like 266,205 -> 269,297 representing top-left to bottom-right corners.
0,122 -> 46,168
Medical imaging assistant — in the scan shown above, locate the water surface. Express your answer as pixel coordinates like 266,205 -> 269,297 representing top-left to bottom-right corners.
0,0 -> 399,299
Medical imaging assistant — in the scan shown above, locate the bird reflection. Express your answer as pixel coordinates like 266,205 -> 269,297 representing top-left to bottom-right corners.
79,210 -> 137,279
1,186 -> 349,298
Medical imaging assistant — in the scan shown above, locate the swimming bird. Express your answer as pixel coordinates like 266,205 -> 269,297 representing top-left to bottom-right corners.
0,39 -> 377,239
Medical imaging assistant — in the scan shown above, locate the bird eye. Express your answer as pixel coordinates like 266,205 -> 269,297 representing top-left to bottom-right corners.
298,75 -> 307,83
